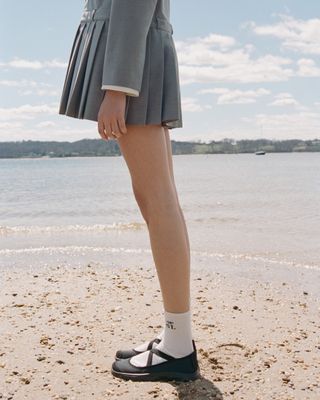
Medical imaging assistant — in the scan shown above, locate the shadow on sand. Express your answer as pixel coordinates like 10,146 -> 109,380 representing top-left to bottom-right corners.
170,375 -> 223,399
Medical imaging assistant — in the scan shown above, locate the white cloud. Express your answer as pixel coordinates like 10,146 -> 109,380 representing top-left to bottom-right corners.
200,33 -> 236,50
175,34 -> 252,66
0,79 -> 52,88
181,97 -> 210,112
0,104 -> 58,121
176,34 -> 295,85
36,121 -> 56,128
198,87 -> 271,104
0,125 -> 97,142
244,111 -> 320,138
19,89 -> 60,97
268,92 -> 299,107
0,79 -> 60,96
0,121 -> 23,129
175,15 -> 320,87
296,58 -> 320,77
0,57 -> 67,70
246,14 -> 320,55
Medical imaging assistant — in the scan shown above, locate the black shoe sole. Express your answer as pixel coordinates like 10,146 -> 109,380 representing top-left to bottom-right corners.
111,367 -> 201,382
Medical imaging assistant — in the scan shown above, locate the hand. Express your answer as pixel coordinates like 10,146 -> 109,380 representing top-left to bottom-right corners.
97,90 -> 128,141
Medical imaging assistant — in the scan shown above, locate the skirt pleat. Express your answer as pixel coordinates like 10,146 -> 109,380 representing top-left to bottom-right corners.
161,34 -> 182,129
58,18 -> 107,120
58,23 -> 86,115
59,12 -> 183,129
66,20 -> 98,117
78,19 -> 106,117
147,27 -> 165,124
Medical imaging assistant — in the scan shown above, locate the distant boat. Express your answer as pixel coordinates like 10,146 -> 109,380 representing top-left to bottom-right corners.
255,150 -> 266,155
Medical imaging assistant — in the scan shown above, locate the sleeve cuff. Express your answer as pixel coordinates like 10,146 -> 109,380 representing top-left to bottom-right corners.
101,85 -> 139,97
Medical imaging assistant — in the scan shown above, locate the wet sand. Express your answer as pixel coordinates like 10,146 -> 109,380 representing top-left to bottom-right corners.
0,262 -> 319,399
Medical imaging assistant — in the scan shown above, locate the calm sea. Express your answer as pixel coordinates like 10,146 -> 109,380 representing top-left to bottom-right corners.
0,153 -> 319,289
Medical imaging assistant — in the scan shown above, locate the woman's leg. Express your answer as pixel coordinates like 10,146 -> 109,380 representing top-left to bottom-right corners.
116,124 -> 190,313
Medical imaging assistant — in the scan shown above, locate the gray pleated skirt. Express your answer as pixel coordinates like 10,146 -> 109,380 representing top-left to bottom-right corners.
58,4 -> 183,129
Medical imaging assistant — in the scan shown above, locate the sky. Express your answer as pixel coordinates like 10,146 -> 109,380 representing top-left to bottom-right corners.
0,0 -> 320,143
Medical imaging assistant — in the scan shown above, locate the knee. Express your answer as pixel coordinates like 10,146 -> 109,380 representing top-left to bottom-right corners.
132,180 -> 178,220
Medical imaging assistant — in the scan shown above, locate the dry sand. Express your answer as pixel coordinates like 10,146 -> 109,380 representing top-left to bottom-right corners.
0,262 -> 319,400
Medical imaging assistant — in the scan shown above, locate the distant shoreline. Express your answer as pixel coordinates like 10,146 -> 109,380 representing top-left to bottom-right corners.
0,138 -> 319,159
0,152 -> 319,161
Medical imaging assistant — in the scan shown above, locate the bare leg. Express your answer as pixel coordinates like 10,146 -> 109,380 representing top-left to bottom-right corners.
117,124 -> 190,312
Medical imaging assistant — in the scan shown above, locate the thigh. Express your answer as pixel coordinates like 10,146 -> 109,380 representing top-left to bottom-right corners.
116,124 -> 173,198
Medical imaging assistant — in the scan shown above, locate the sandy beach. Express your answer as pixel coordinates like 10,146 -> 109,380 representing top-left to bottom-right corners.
0,261 -> 319,400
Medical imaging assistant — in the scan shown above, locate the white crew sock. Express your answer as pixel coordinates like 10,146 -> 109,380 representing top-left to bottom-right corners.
132,328 -> 164,352
130,309 -> 194,367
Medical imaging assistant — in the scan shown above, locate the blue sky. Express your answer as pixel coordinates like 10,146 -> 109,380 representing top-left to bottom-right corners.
0,0 -> 319,142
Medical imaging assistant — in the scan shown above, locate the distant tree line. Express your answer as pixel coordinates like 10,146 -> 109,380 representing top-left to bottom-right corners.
0,138 -> 319,159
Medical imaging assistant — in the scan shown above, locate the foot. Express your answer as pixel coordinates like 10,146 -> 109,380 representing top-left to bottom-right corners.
111,340 -> 201,382
114,330 -> 164,360
115,337 -> 162,360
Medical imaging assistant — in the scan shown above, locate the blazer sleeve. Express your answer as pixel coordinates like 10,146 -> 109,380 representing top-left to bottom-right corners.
101,0 -> 157,97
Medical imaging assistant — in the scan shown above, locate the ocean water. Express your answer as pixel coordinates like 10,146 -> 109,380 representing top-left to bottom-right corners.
0,153 -> 319,287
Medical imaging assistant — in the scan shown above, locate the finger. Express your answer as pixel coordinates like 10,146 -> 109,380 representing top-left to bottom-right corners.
114,117 -> 127,138
118,117 -> 127,135
111,120 -> 121,139
104,120 -> 115,140
98,118 -> 108,141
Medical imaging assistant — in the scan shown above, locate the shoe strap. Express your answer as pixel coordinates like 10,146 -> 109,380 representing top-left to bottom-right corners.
149,347 -> 176,363
146,348 -> 154,366
145,340 -> 195,366
146,337 -> 161,351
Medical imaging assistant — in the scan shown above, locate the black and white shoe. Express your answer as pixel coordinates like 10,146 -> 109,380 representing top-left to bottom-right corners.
111,340 -> 201,382
114,337 -> 162,361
